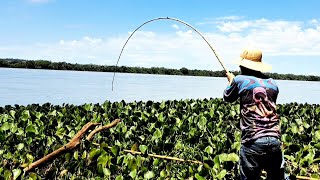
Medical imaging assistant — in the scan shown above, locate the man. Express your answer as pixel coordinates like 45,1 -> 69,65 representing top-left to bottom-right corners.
223,47 -> 286,180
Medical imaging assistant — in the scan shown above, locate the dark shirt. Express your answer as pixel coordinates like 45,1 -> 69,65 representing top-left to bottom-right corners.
223,75 -> 281,143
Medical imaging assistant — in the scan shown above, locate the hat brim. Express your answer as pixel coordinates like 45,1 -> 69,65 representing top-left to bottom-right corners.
233,58 -> 272,72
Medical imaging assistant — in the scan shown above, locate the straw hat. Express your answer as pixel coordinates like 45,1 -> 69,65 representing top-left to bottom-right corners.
234,47 -> 272,72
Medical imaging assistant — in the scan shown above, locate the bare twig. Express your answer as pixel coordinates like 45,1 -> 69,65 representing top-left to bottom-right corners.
23,121 -> 100,173
86,119 -> 121,141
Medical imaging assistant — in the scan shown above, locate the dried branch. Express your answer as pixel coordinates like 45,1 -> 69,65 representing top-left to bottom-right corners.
23,121 -> 100,173
86,119 -> 121,141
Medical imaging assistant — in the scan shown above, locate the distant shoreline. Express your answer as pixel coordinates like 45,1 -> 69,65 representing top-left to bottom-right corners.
1,58 -> 320,81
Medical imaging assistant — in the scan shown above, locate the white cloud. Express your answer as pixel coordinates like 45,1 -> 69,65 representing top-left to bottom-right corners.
217,21 -> 251,32
1,17 -> 320,74
198,16 -> 244,25
172,24 -> 179,30
216,16 -> 244,21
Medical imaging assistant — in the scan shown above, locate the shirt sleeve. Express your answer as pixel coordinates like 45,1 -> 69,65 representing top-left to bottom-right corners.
223,78 -> 239,102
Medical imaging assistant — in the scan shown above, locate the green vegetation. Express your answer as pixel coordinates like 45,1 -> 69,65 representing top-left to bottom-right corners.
1,58 -> 320,81
0,99 -> 319,179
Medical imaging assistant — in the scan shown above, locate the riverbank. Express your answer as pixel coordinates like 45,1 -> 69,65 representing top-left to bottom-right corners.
1,58 -> 320,81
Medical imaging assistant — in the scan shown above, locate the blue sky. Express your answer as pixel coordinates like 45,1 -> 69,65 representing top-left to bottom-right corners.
1,0 -> 320,75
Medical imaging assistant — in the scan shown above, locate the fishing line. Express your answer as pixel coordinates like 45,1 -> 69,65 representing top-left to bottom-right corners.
111,17 -> 230,91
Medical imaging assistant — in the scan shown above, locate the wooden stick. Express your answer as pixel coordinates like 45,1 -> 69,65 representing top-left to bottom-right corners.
86,119 -> 121,141
296,176 -> 320,180
123,149 -> 203,164
23,121 -> 100,173
91,143 -> 203,164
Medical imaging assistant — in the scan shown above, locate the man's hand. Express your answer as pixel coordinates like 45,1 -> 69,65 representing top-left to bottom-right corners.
226,72 -> 235,85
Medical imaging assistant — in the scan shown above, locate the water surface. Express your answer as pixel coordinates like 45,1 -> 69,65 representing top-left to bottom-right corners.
0,68 -> 319,106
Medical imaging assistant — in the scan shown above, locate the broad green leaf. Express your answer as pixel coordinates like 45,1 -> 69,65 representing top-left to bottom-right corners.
26,137 -> 33,145
55,130 -> 64,139
153,158 -> 159,166
111,145 -> 118,156
315,130 -> 320,140
291,125 -> 298,134
195,173 -> 206,180
26,124 -> 38,134
160,170 -> 166,177
217,169 -> 227,180
232,142 -> 241,151
213,155 -> 220,168
139,145 -> 148,154
21,110 -> 30,121
1,122 -> 10,131
17,143 -> 24,151
219,153 -> 228,162
49,110 -> 57,116
73,151 -> 79,160
314,143 -> 320,149
16,128 -> 24,136
60,169 -> 68,177
144,171 -> 154,179
28,173 -> 38,180
158,112 -> 164,122
230,110 -> 236,117
4,170 -> 12,180
284,155 -> 295,161
197,116 -> 207,130
89,148 -> 101,160
280,117 -> 288,123
311,174 -> 320,178
295,118 -> 302,125
303,122 -> 310,129
103,168 -> 111,176
65,153 -> 71,162
152,128 -> 162,141
35,112 -> 43,120
97,155 -> 109,167
10,125 -> 18,133
3,152 -> 12,159
12,169 -> 21,180
204,163 -> 211,169
131,143 -> 138,151
58,112 -> 64,117
82,151 -> 87,159
9,110 -> 16,118
129,169 -> 137,178
115,175 -> 123,180
227,153 -> 239,162
205,146 -> 213,154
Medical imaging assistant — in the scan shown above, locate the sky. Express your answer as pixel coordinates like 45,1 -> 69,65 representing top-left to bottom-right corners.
1,0 -> 320,75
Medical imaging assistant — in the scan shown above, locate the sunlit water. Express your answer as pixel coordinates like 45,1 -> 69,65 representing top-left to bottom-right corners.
0,68 -> 319,106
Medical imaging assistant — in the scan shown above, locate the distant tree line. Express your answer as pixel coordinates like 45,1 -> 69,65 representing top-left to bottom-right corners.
1,58 -> 320,81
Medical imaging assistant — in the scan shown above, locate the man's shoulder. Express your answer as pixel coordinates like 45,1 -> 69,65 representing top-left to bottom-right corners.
235,75 -> 275,82
234,75 -> 256,82
234,75 -> 278,90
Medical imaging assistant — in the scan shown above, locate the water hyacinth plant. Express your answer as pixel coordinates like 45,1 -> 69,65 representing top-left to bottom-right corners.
0,99 -> 319,179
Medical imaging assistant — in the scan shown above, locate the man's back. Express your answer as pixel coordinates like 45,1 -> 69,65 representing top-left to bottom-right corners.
224,75 -> 281,143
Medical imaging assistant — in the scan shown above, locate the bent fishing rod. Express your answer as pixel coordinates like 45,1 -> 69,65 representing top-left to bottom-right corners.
111,17 -> 230,91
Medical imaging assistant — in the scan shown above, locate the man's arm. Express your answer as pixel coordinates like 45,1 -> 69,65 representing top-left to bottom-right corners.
223,73 -> 239,102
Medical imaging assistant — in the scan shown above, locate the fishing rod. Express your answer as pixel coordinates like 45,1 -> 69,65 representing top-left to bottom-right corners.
111,17 -> 230,91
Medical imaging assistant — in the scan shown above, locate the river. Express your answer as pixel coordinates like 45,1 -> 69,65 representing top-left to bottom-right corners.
0,68 -> 319,106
